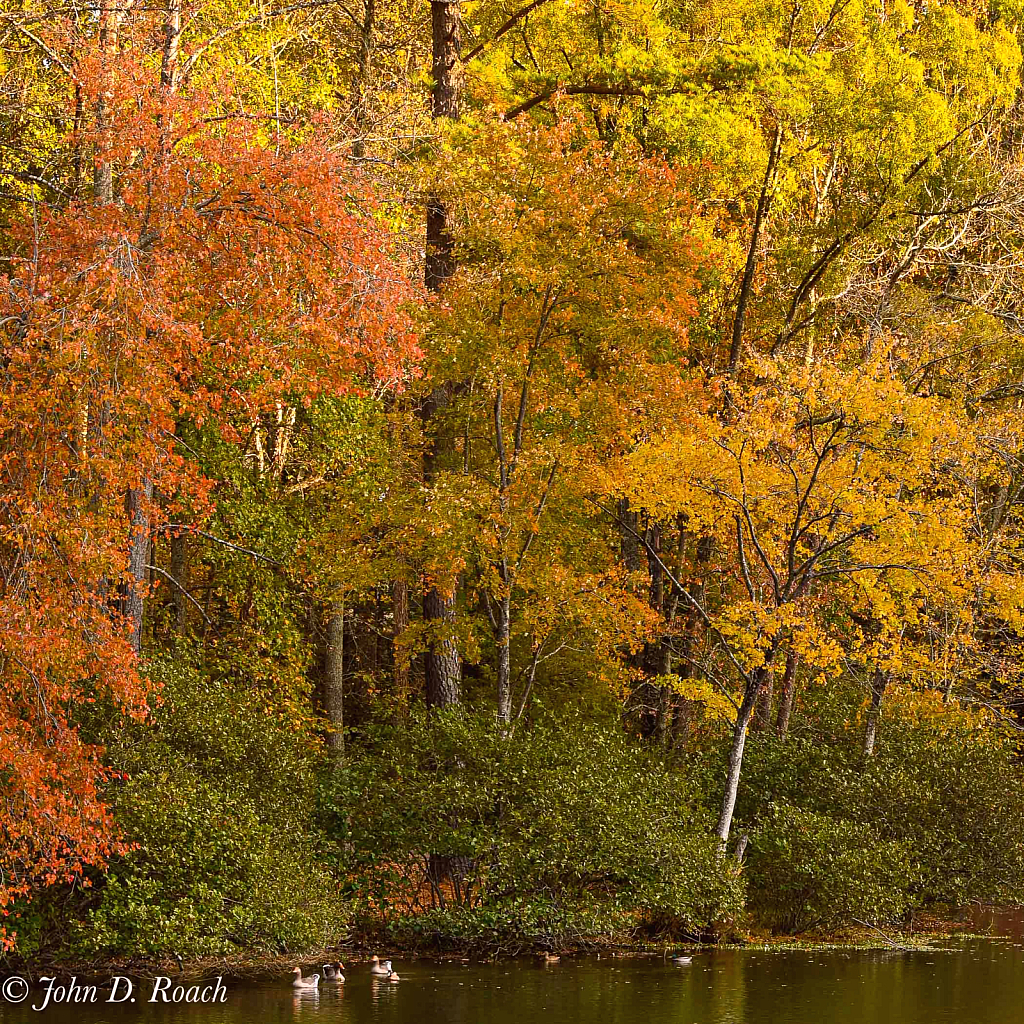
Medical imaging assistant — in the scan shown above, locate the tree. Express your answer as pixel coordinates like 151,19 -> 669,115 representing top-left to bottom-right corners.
616,352 -> 1019,850
0,2 -> 417,930
410,113 -> 704,723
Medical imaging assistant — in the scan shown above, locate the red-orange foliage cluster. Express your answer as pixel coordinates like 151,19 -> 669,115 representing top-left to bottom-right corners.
0,13 -> 419,945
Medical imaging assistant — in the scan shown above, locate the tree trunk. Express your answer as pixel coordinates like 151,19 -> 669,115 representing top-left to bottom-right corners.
93,0 -> 120,205
392,579 -> 410,696
648,634 -> 672,744
654,680 -> 672,746
72,85 -> 85,196
160,0 -> 181,91
751,671 -> 774,733
430,0 -> 463,119
618,498 -> 643,573
863,670 -> 887,758
424,587 -> 460,707
728,125 -> 783,371
496,589 -> 512,725
775,650 -> 799,737
169,530 -> 188,635
425,0 -> 462,290
421,384 -> 461,706
324,601 -> 345,755
351,0 -> 376,157
716,659 -> 774,852
112,0 -> 180,656
121,480 -> 153,656
420,0 -> 464,705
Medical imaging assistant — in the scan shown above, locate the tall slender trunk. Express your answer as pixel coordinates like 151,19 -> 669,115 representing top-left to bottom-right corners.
751,671 -> 774,733
863,670 -> 887,758
775,650 -> 799,737
716,656 -> 775,851
421,0 -> 463,707
93,1 -> 119,205
160,0 -> 181,91
169,530 -> 188,635
728,125 -> 783,371
89,4 -> 119,619
351,0 -> 376,157
430,0 -> 463,119
421,385 -> 461,707
118,0 -> 179,656
495,588 -> 512,725
424,587 -> 460,706
72,85 -> 85,196
652,641 -> 672,745
425,0 -> 462,289
618,498 -> 643,573
391,579 -> 410,696
324,601 -> 345,755
120,480 -> 153,655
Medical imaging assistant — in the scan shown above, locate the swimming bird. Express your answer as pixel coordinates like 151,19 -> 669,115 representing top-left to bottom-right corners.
542,952 -> 560,963
322,963 -> 345,982
291,967 -> 320,989
386,969 -> 400,982
672,955 -> 693,965
370,956 -> 390,977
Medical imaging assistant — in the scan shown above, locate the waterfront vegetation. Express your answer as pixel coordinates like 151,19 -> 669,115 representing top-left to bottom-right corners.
3,0 -> 1024,965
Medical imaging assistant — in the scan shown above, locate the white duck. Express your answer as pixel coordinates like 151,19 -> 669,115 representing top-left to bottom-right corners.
369,956 -> 390,977
672,955 -> 693,965
322,962 -> 345,982
291,967 -> 320,989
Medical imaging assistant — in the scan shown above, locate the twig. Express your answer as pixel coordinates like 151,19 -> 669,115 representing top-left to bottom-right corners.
851,919 -> 913,951
161,525 -> 283,566
146,565 -> 212,625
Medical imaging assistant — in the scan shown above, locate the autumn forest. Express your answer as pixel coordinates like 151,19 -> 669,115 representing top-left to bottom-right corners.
2,0 -> 1024,960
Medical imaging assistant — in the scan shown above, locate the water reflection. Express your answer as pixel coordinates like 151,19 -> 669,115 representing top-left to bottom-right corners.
2,945 -> 1023,1024
970,904 -> 1024,941
369,977 -> 400,1006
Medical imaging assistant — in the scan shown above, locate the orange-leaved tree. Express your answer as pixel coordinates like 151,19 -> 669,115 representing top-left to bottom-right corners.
0,5 -> 418,943
407,113 -> 707,723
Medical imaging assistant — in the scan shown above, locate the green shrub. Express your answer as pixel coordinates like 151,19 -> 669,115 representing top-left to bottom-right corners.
856,713 -> 1024,908
332,707 -> 742,945
700,682 -> 1024,930
377,899 -> 638,953
746,804 -> 917,933
74,658 -> 347,957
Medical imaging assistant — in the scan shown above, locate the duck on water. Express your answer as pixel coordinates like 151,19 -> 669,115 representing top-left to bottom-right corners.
291,968 -> 320,990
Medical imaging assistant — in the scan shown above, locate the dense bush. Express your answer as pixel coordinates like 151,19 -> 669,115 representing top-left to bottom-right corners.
332,708 -> 742,947
746,804 -> 917,933
856,711 -> 1024,908
20,662 -> 1024,957
74,659 -> 346,957
706,686 -> 1024,931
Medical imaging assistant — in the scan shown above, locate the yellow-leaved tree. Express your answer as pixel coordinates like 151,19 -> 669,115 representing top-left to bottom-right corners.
612,349 -> 1024,850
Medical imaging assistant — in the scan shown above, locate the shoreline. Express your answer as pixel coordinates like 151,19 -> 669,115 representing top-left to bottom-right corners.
3,922 -> 1008,982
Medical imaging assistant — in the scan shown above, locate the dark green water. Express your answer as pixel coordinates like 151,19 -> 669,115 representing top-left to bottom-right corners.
3,944 -> 1023,1024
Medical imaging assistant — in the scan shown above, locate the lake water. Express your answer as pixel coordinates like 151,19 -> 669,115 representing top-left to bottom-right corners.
2,943 -> 1023,1024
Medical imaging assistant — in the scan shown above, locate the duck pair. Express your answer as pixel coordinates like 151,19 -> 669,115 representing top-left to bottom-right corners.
291,962 -> 345,989
370,956 -> 400,981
